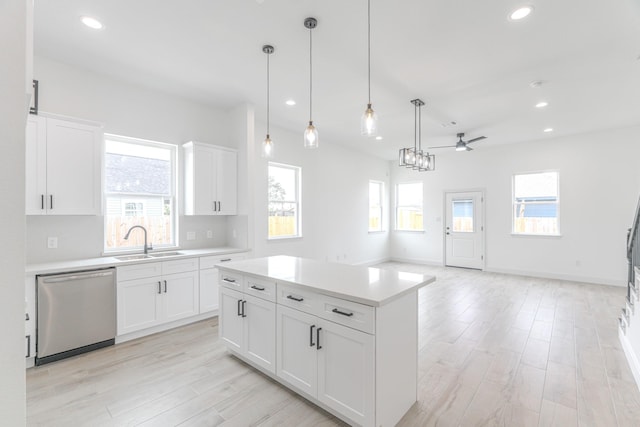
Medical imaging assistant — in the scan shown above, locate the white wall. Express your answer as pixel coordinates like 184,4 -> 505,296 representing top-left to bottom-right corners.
0,1 -> 27,424
26,57 -> 241,263
391,126 -> 640,286
251,120 -> 391,265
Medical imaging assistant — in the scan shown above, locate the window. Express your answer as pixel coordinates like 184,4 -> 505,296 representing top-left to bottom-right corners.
268,163 -> 301,239
369,181 -> 384,232
452,199 -> 474,232
513,171 -> 559,235
396,182 -> 423,231
104,135 -> 177,251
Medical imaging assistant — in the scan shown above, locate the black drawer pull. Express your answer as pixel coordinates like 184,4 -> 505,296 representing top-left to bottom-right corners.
287,295 -> 304,302
223,277 -> 236,283
310,325 -> 316,347
316,327 -> 322,350
220,258 -> 232,262
237,299 -> 242,316
332,308 -> 354,317
157,281 -> 162,294
241,300 -> 247,317
250,285 -> 265,291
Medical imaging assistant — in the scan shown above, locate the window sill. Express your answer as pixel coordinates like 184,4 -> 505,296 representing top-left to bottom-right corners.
368,230 -> 386,234
267,236 -> 303,242
394,230 -> 425,233
510,233 -> 562,238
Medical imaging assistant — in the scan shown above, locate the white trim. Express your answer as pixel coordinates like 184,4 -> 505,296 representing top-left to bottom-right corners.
485,266 -> 625,287
619,327 -> 640,392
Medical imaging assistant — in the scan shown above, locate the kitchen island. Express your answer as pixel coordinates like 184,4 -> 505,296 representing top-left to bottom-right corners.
217,255 -> 435,427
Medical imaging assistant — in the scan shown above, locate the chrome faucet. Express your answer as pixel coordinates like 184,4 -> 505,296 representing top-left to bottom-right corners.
123,225 -> 153,254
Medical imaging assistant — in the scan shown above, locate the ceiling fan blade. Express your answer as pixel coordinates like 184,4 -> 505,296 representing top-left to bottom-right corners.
467,136 -> 487,144
466,146 -> 474,151
427,145 -> 455,149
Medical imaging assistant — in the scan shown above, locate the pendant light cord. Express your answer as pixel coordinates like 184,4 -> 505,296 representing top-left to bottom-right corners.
309,25 -> 313,122
266,51 -> 270,135
418,102 -> 422,151
367,0 -> 371,104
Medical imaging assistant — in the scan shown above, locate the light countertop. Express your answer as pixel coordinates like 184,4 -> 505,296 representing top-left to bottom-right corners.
26,247 -> 250,275
217,255 -> 435,307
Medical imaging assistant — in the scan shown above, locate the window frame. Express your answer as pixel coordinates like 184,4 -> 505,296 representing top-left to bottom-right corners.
368,180 -> 384,233
268,162 -> 302,240
103,134 -> 178,253
395,181 -> 424,232
512,170 -> 560,237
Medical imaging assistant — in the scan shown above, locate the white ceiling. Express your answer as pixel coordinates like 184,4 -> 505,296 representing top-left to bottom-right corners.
34,0 -> 640,159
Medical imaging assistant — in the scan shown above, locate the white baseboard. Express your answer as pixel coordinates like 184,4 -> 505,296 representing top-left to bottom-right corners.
389,256 -> 443,267
619,326 -> 640,392
485,266 -> 625,287
115,311 -> 217,344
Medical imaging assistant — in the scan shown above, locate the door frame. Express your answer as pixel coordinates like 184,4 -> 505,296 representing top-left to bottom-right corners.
443,189 -> 486,270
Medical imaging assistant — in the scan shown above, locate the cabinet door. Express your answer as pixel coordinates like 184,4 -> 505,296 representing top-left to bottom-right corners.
317,320 -> 375,427
193,146 -> 216,214
276,305 -> 318,397
215,149 -> 237,215
243,294 -> 276,374
163,271 -> 199,323
25,115 -> 47,215
219,287 -> 244,353
199,267 -> 219,313
45,117 -> 102,215
117,277 -> 163,335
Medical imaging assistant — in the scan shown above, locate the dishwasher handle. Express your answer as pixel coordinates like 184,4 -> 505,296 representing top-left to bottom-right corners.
40,270 -> 114,284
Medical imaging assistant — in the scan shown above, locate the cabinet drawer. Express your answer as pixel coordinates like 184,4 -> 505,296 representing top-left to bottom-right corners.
245,275 -> 276,302
317,294 -> 375,335
200,253 -> 247,269
162,258 -> 198,275
117,262 -> 162,281
219,271 -> 244,291
277,283 -> 320,314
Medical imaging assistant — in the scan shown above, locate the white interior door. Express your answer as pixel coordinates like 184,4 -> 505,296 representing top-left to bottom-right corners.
445,191 -> 484,269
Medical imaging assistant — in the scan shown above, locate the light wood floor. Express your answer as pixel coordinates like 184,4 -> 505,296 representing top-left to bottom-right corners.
26,263 -> 640,426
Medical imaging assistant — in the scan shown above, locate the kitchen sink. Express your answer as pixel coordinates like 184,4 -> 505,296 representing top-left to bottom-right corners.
149,251 -> 184,258
115,254 -> 152,261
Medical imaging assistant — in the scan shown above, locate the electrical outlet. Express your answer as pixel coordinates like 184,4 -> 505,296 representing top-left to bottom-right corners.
47,237 -> 58,249
206,230 -> 213,238
186,231 -> 196,241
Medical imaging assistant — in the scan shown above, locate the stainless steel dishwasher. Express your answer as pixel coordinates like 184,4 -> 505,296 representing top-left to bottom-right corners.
36,268 -> 116,365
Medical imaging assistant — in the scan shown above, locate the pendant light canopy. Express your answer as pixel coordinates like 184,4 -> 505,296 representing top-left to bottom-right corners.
361,0 -> 378,137
303,17 -> 319,149
398,99 -> 435,172
262,44 -> 275,158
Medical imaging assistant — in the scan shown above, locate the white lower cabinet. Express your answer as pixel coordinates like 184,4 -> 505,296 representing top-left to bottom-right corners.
220,286 -> 276,374
117,259 -> 198,336
276,305 -> 374,426
199,253 -> 247,314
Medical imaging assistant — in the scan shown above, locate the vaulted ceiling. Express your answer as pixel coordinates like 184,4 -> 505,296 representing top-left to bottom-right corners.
34,0 -> 640,159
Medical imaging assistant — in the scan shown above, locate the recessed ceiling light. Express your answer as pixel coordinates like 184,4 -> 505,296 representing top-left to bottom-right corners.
535,101 -> 548,108
81,16 -> 104,30
375,136 -> 383,141
285,99 -> 296,106
543,128 -> 554,133
509,6 -> 533,21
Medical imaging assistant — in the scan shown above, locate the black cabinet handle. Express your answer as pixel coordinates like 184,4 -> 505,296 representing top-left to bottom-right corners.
241,300 -> 247,317
332,308 -> 354,317
250,285 -> 265,291
218,201 -> 221,211
163,280 -> 167,293
310,325 -> 316,347
287,295 -> 304,302
220,258 -> 232,262
49,195 -> 53,210
223,277 -> 236,283
237,299 -> 242,316
41,194 -> 44,210
316,327 -> 322,350
157,281 -> 162,294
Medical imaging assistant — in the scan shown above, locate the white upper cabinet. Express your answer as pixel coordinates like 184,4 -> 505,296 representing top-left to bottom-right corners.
25,114 -> 103,215
183,141 -> 237,215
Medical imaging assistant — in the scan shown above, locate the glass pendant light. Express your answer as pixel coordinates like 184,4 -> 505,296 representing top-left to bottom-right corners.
303,17 -> 319,148
361,0 -> 378,136
398,98 -> 435,172
262,45 -> 275,158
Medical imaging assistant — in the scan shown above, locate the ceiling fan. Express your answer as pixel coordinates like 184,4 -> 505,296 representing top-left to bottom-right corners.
429,133 -> 487,151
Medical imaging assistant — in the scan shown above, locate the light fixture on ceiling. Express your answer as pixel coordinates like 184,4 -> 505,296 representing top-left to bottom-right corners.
544,127 -> 554,132
509,6 -> 533,21
398,99 -> 435,172
81,16 -> 104,30
361,0 -> 378,137
303,17 -> 319,149
535,101 -> 548,108
262,44 -> 275,158
375,136 -> 383,141
285,99 -> 296,106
